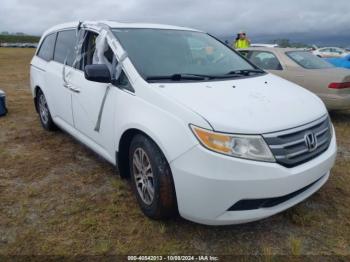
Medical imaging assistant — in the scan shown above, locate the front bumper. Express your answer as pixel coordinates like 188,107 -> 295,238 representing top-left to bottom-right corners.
170,133 -> 337,225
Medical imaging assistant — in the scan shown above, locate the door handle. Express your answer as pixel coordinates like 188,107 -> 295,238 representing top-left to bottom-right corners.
69,87 -> 81,93
63,82 -> 71,89
63,82 -> 80,93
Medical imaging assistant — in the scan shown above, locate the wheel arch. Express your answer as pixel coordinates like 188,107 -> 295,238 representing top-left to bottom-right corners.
33,85 -> 41,113
117,128 -> 169,179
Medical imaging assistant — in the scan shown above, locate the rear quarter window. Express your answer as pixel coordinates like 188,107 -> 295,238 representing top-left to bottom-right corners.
286,51 -> 334,69
37,33 -> 56,61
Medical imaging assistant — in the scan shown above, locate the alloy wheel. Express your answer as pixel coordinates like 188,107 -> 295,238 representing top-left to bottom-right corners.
132,147 -> 155,205
39,94 -> 49,124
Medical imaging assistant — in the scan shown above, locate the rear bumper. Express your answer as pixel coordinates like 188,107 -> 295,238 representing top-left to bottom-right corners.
323,94 -> 350,110
170,133 -> 337,225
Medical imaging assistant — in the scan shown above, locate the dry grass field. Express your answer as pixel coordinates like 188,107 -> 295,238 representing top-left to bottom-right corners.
0,47 -> 350,258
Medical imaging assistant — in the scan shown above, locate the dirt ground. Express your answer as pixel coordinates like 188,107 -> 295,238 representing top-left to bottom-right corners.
0,48 -> 350,257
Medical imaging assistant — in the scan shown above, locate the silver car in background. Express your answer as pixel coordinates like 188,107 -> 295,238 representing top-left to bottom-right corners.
240,47 -> 350,110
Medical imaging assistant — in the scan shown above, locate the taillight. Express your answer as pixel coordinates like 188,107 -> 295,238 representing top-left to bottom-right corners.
328,82 -> 350,89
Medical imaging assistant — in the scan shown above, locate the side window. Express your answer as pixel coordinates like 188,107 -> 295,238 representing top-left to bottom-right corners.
250,51 -> 282,70
115,71 -> 134,92
54,30 -> 77,66
79,31 -> 116,71
103,46 -> 114,65
77,30 -> 134,92
332,48 -> 343,54
79,31 -> 98,70
37,33 -> 56,61
96,44 -> 115,73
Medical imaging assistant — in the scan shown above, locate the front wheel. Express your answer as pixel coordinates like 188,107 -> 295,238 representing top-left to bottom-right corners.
129,134 -> 177,219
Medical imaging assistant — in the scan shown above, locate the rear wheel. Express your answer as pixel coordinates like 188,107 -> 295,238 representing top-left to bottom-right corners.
36,89 -> 57,131
129,134 -> 177,219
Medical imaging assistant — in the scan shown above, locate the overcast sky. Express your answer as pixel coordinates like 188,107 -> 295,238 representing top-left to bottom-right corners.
1,0 -> 350,37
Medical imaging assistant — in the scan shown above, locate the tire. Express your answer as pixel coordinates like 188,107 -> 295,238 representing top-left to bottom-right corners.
129,134 -> 177,219
36,89 -> 57,131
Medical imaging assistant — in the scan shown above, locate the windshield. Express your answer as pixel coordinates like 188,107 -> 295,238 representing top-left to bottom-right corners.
112,29 -> 259,81
286,51 -> 334,69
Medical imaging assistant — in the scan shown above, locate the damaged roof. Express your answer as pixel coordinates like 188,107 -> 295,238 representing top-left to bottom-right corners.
43,20 -> 201,36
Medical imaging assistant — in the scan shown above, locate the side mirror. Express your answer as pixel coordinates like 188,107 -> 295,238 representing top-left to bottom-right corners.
84,64 -> 111,83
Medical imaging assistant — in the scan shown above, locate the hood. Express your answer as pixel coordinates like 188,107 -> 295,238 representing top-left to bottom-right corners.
153,74 -> 327,134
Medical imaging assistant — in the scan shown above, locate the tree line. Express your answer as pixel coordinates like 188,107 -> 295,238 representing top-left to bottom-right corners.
0,34 -> 40,43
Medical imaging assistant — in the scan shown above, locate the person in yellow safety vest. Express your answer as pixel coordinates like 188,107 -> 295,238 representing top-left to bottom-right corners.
234,31 -> 251,49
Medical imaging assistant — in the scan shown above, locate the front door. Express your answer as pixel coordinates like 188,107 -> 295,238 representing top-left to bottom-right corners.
68,30 -> 117,160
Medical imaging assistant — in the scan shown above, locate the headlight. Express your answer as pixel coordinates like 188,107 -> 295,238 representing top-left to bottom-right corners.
190,125 -> 275,162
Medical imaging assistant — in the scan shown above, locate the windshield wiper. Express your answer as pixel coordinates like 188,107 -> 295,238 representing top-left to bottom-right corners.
146,73 -> 231,81
226,69 -> 265,76
146,74 -> 207,81
146,73 -> 244,81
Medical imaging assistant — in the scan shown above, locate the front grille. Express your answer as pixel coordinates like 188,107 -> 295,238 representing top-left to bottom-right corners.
263,115 -> 332,168
228,175 -> 324,211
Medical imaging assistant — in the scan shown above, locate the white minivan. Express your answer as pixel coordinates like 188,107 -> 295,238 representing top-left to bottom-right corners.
30,21 -> 337,225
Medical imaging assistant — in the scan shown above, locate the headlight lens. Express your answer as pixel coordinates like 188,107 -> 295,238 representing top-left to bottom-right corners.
191,125 -> 275,162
